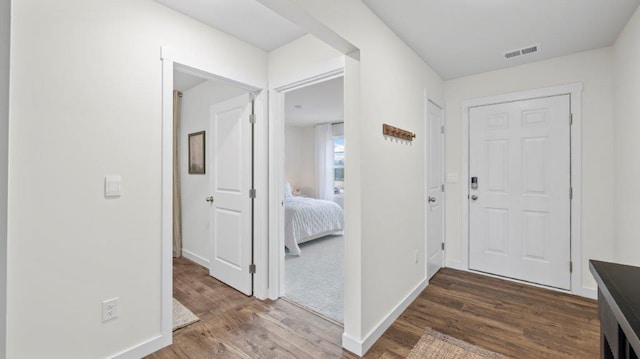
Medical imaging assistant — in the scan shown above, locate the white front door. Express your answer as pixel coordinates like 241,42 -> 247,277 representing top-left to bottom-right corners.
426,100 -> 444,279
469,95 -> 571,290
209,94 -> 253,296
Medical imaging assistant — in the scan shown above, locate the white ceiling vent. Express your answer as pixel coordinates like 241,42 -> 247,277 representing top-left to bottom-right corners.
504,44 -> 540,60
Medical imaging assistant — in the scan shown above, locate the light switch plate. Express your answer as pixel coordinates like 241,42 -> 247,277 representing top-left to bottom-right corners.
105,175 -> 121,198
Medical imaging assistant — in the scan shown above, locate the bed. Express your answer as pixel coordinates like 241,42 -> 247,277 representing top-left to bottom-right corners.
284,187 -> 344,256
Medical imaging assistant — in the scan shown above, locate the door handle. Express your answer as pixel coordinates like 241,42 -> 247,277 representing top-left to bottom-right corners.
471,195 -> 478,201
428,196 -> 436,203
206,196 -> 214,203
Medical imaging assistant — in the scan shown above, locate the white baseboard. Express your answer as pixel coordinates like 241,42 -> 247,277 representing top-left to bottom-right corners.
581,286 -> 597,300
181,249 -> 209,268
111,334 -> 167,359
342,278 -> 428,356
341,333 -> 362,357
445,259 -> 465,270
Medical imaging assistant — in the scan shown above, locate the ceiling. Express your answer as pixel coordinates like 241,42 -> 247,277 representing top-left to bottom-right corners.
285,77 -> 344,127
362,0 -> 640,79
155,0 -> 305,51
157,0 -> 639,80
173,71 -> 206,92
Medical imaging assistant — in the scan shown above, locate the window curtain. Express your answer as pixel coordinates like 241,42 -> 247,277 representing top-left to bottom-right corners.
315,123 -> 334,200
173,90 -> 183,258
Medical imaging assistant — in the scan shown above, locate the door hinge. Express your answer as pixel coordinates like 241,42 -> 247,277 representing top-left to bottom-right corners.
249,114 -> 256,124
441,125 -> 445,134
441,184 -> 445,192
569,261 -> 573,273
249,264 -> 256,274
249,189 -> 256,198
569,113 -> 573,126
441,242 -> 445,251
569,187 -> 573,199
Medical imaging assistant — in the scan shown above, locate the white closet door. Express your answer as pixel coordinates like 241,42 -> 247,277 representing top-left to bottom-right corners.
209,94 -> 253,296
426,101 -> 444,279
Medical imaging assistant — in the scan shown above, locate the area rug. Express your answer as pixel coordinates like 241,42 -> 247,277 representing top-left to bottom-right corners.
408,328 -> 509,359
285,234 -> 343,323
173,298 -> 199,331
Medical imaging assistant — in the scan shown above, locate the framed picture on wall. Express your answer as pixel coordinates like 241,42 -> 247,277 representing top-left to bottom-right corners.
188,131 -> 205,174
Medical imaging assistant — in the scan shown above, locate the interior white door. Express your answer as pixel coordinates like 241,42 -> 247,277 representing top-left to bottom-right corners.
209,94 -> 253,296
427,100 -> 445,279
469,95 -> 571,290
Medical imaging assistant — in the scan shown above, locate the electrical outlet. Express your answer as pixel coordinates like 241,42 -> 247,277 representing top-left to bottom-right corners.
102,297 -> 118,322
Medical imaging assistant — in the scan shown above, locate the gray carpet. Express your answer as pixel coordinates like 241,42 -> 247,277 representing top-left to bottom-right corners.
285,234 -> 344,323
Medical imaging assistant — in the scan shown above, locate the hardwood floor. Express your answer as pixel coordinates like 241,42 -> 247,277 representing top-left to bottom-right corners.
147,258 -> 599,358
147,257 -> 356,359
366,269 -> 599,359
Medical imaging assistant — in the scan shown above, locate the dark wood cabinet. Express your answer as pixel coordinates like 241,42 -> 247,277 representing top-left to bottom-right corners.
590,260 -> 640,359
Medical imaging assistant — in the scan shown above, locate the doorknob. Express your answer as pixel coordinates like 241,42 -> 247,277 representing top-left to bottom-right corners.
428,196 -> 436,203
206,196 -> 214,203
471,195 -> 478,201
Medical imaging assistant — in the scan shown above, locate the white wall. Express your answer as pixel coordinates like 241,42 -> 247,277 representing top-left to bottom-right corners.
444,47 -> 615,291
284,124 -> 303,190
179,79 -> 247,265
613,6 -> 640,266
268,35 -> 345,90
0,0 -> 8,357
300,127 -> 316,196
284,124 -> 318,197
270,1 -> 444,352
7,1 -> 266,358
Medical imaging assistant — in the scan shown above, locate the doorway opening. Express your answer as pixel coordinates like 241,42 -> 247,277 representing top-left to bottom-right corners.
160,50 -> 266,344
281,76 -> 345,323
171,66 -> 257,328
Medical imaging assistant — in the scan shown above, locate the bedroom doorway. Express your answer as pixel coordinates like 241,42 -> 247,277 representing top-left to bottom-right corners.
281,75 -> 346,323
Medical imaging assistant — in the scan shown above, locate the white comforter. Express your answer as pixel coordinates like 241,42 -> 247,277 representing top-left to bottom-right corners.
284,197 -> 344,255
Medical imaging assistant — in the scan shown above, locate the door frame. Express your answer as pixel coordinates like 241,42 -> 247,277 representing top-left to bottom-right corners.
424,93 -> 446,280
268,67 -> 345,300
460,82 -> 584,297
159,46 -> 267,349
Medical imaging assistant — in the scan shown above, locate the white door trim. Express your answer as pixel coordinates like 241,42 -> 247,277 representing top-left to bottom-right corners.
158,46 -> 267,355
460,82 -> 585,297
267,66 -> 345,301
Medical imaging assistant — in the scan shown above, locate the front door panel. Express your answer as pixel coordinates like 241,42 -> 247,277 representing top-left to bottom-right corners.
469,95 -> 571,290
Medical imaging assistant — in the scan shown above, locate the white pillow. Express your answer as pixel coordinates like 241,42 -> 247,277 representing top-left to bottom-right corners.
284,182 -> 293,198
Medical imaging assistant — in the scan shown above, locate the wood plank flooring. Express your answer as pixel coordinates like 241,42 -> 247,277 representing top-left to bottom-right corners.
147,258 -> 599,358
366,269 -> 599,358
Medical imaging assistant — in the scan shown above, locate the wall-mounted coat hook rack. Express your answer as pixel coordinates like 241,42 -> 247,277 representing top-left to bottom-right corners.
383,124 -> 416,141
